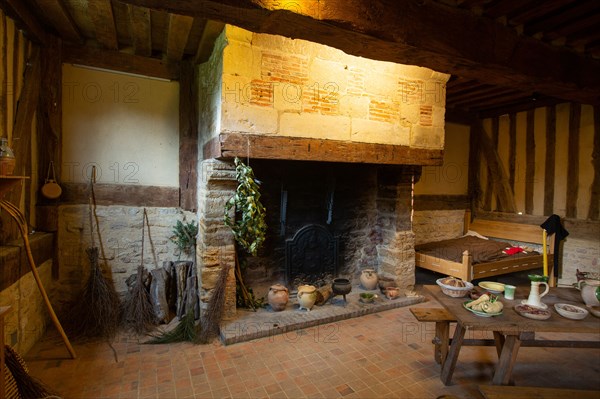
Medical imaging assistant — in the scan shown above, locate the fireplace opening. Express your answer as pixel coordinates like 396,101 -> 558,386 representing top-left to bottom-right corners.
232,159 -> 418,299
285,224 -> 339,287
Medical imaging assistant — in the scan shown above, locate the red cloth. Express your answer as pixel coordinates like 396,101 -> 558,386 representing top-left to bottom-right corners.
503,246 -> 524,255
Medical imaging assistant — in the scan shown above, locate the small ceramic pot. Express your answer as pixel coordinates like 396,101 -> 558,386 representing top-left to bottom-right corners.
360,269 -> 378,290
267,284 -> 289,311
385,286 -> 400,300
297,285 -> 317,311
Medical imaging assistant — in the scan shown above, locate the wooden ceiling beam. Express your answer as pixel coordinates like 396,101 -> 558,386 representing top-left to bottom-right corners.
33,0 -> 83,43
523,1 -> 600,36
87,0 -> 119,50
118,0 -> 600,105
0,0 -> 47,44
63,43 -> 179,80
128,5 -> 152,56
194,19 -> 225,64
166,13 -> 194,61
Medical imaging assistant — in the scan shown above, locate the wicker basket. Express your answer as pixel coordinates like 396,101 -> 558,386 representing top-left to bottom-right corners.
4,345 -> 25,399
436,278 -> 474,298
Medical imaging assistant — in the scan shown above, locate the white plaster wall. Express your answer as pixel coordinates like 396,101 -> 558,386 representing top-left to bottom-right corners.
61,64 -> 179,186
414,123 -> 470,195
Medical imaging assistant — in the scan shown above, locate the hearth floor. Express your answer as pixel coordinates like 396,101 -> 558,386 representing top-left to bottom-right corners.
24,285 -> 600,399
221,287 -> 425,345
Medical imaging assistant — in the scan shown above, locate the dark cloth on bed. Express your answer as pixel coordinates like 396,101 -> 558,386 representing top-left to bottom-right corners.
415,236 -> 536,265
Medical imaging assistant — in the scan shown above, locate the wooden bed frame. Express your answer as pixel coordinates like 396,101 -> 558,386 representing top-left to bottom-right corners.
415,211 -> 554,282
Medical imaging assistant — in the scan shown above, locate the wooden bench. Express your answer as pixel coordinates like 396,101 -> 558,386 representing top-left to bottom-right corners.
409,307 -> 456,366
479,385 -> 600,399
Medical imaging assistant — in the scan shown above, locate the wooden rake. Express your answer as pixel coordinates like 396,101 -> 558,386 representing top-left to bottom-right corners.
0,200 -> 76,359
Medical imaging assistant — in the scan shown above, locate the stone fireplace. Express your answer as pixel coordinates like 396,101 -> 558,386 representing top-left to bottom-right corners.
196,25 -> 449,319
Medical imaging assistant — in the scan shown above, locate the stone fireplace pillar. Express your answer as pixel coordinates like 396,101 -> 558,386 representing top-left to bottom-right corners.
196,159 -> 237,320
375,167 -> 417,288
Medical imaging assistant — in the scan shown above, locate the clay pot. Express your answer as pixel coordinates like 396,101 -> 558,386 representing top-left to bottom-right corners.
378,276 -> 397,293
267,284 -> 289,311
385,286 -> 400,300
360,269 -> 379,290
297,285 -> 317,311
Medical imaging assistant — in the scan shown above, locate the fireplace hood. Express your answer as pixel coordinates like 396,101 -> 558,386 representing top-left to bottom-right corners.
200,25 -> 449,167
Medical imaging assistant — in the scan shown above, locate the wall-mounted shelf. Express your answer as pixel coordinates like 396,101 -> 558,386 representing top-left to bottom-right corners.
0,176 -> 29,197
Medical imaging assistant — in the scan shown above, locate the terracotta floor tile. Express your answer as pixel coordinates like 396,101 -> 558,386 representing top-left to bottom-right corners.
23,294 -> 600,399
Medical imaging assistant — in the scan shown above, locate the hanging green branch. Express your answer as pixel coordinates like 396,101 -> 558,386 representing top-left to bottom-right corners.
224,157 -> 267,256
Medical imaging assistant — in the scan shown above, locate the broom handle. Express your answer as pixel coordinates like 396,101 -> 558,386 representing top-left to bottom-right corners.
0,201 -> 76,359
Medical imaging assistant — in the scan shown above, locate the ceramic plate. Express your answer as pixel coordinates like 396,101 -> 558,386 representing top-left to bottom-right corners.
478,281 -> 505,294
514,303 -> 551,320
463,301 -> 503,317
554,303 -> 588,320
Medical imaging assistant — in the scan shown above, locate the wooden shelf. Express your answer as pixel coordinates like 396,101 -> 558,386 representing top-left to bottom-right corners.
0,176 -> 29,197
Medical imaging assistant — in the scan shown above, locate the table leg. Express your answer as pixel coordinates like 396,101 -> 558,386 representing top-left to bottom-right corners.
435,321 -> 450,366
440,323 -> 466,386
493,331 -> 505,358
492,333 -> 522,385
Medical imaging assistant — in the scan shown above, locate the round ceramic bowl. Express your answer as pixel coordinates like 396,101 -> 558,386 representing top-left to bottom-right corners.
554,303 -> 589,320
359,292 -> 375,303
436,278 -> 474,298
478,281 -> 505,294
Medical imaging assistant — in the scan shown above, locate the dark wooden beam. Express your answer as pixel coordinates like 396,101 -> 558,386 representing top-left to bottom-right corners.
525,109 -> 535,215
61,183 -> 179,207
63,43 -> 180,81
166,13 -> 194,61
87,0 -> 118,50
544,105 -> 556,216
566,103 -> 581,218
37,35 -> 62,203
468,121 -> 480,214
589,105 -> 600,220
0,0 -> 47,44
179,61 -> 198,211
119,0 -> 600,105
33,0 -> 83,43
204,133 -> 444,166
127,5 -> 152,57
508,113 -> 516,193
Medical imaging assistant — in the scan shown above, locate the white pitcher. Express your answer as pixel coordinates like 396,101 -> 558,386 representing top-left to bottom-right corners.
524,281 -> 549,308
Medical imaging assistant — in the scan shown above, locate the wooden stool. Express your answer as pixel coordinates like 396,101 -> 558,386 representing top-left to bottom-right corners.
410,307 -> 456,366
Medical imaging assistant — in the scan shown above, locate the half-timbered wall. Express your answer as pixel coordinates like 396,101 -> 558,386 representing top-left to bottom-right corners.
479,104 -> 598,219
0,10 -> 51,354
476,104 -> 599,284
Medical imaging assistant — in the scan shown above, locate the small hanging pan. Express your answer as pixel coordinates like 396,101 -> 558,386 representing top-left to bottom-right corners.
41,161 -> 62,199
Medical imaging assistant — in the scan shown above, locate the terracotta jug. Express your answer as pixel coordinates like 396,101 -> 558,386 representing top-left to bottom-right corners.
360,269 -> 379,290
297,285 -> 317,311
267,284 -> 289,311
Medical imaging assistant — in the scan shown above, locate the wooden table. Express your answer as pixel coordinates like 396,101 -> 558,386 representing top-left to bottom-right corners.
425,285 -> 600,386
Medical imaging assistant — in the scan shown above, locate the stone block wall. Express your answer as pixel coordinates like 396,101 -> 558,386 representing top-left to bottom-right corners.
57,205 -> 195,303
0,260 -> 52,354
376,168 -> 416,288
412,209 -> 466,245
212,25 -> 449,148
196,159 -> 237,320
